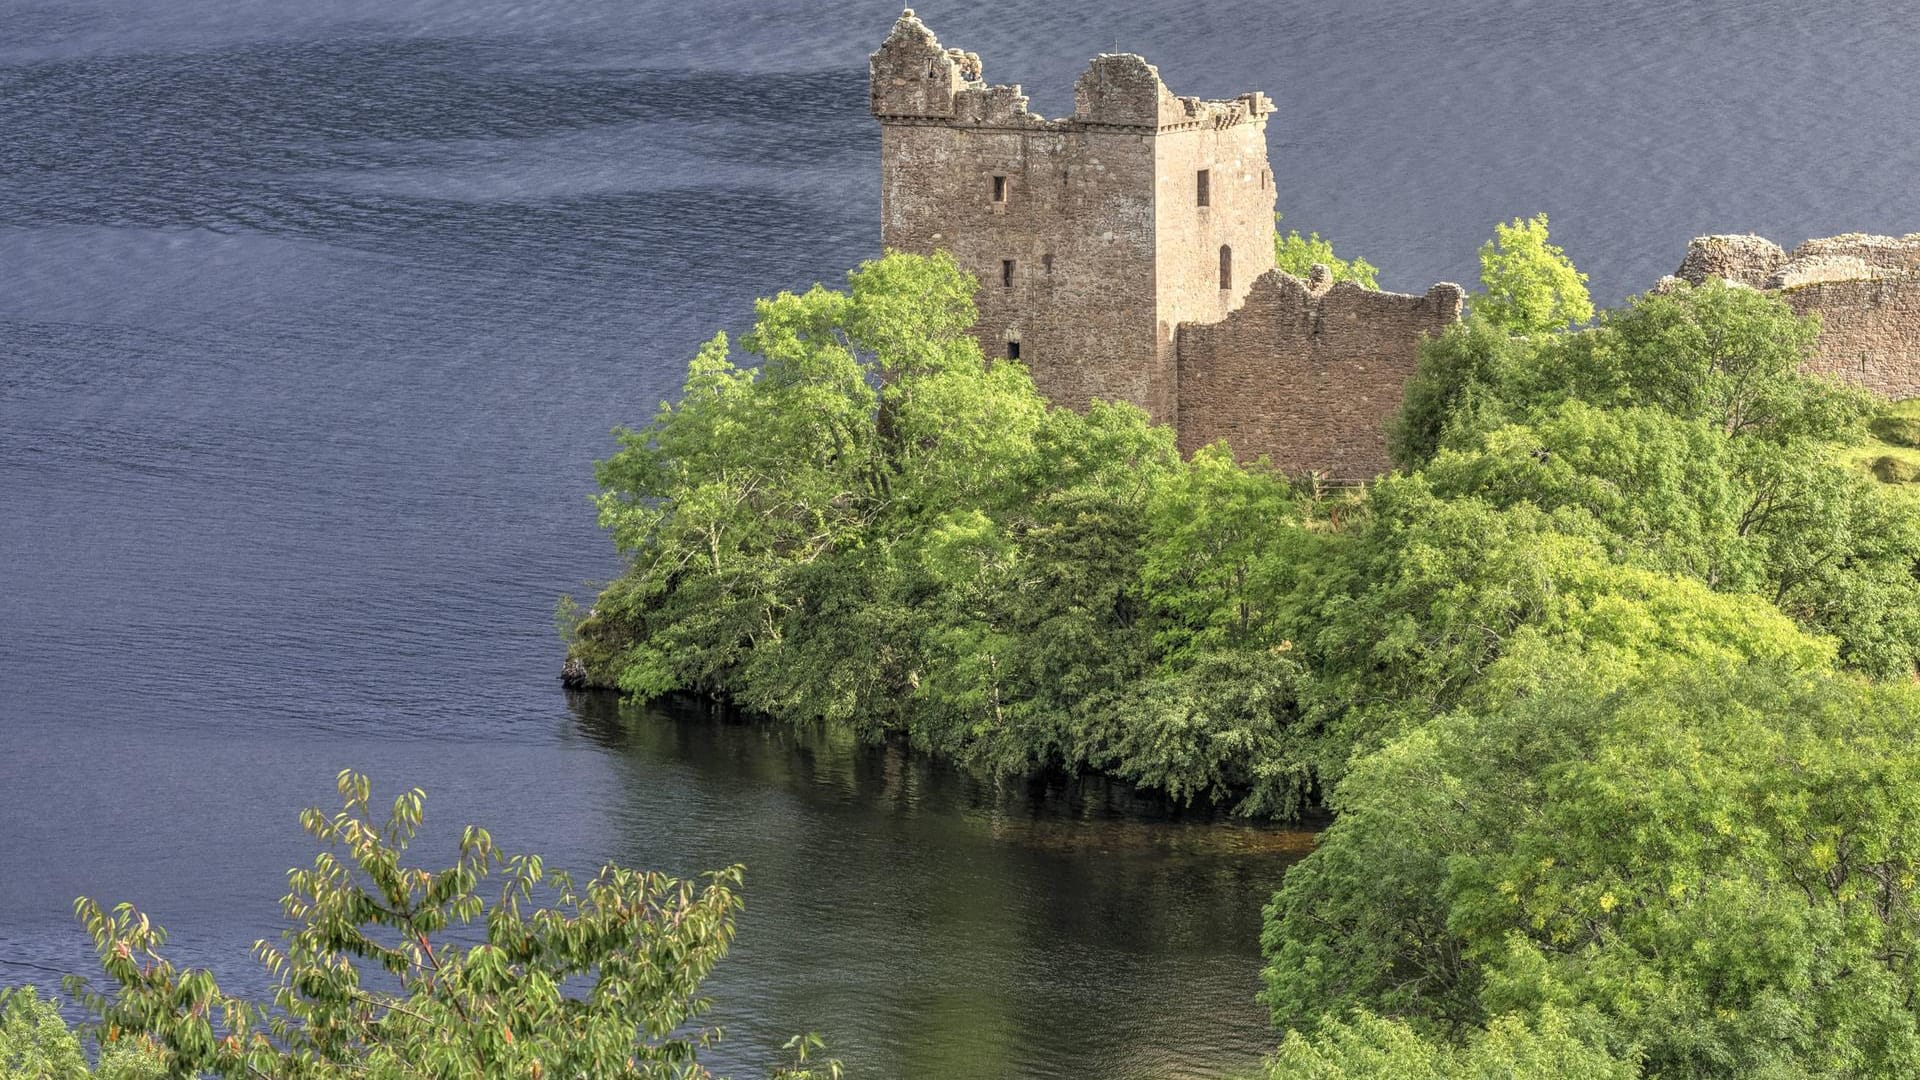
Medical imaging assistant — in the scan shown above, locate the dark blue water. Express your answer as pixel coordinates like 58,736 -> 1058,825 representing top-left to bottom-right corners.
2,1 -> 1916,1076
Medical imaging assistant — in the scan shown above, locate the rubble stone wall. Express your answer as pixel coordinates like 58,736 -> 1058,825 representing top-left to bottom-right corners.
1676,233 -> 1920,402
1783,278 -> 1920,400
1176,270 -> 1464,476
871,10 -> 1466,473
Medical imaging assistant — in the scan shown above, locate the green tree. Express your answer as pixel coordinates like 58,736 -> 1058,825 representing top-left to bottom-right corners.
1262,661 -> 1920,1079
1471,214 -> 1592,335
1550,278 -> 1865,442
1389,317 -> 1541,469
1272,473 -> 1835,786
577,251 -> 1341,811
1391,273 -> 1918,678
1274,215 -> 1381,289
1267,1007 -> 1634,1080
65,771 -> 835,1080
1,987 -> 161,1079
1142,444 -> 1298,661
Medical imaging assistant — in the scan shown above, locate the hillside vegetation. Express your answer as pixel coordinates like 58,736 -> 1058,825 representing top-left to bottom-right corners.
1855,396 -> 1920,492
571,227 -> 1919,814
565,227 -> 1920,1075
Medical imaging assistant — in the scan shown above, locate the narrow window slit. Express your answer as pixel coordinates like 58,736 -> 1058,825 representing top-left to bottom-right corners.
1002,259 -> 1015,287
1219,245 -> 1232,290
1197,169 -> 1211,207
992,175 -> 1007,202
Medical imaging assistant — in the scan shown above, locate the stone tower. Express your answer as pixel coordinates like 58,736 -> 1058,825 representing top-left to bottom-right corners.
870,9 -> 1277,424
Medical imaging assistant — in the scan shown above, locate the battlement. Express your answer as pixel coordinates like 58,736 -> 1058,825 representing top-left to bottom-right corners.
871,11 -> 1461,474
870,10 -> 1272,132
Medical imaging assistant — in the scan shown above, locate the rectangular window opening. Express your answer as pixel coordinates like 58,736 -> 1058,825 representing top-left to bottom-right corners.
1042,253 -> 1054,275
1001,259 -> 1015,287
1007,341 -> 1022,361
992,175 -> 1007,202
1196,169 -> 1211,207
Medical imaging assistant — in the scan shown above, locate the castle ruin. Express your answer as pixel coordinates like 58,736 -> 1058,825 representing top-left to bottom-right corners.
871,11 -> 1918,478
1669,233 -> 1920,401
870,10 -> 1462,477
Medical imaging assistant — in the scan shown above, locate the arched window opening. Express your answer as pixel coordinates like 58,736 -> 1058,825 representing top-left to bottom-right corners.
1219,245 -> 1232,291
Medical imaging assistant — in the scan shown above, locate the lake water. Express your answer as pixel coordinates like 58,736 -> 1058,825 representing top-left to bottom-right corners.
2,1 -> 1914,1076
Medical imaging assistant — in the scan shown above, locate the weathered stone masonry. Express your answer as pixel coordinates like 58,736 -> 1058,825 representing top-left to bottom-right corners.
1670,233 -> 1920,402
1177,268 -> 1463,475
870,10 -> 1463,475
873,12 -> 1919,480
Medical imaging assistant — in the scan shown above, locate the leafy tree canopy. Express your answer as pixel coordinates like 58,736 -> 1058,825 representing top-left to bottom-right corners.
65,770 -> 836,1080
1263,661 -> 1920,1079
1,987 -> 161,1079
1267,1007 -> 1634,1080
1273,215 -> 1381,290
1470,213 -> 1593,336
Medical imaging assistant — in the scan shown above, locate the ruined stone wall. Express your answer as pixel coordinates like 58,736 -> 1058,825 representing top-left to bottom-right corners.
1782,279 -> 1920,400
1674,233 -> 1920,402
878,119 -> 1163,413
1176,270 -> 1464,476
1152,106 -> 1277,421
872,11 -> 1273,424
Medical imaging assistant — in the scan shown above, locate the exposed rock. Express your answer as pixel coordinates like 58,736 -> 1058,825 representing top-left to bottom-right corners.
1768,255 -> 1877,291
1675,234 -> 1787,289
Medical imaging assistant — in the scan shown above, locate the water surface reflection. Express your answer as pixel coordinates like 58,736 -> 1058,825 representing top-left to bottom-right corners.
567,693 -> 1314,1079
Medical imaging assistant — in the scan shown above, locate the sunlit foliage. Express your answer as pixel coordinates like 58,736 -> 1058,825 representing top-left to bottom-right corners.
64,770 -> 837,1080
1273,215 -> 1381,289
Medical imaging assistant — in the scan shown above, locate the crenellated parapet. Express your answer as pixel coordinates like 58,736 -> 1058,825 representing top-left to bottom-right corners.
871,10 -> 1270,134
871,10 -> 1459,475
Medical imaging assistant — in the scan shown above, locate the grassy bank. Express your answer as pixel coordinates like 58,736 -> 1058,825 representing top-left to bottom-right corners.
1850,397 -> 1920,494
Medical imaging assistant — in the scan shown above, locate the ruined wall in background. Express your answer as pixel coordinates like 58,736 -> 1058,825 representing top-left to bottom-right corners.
1176,269 -> 1464,477
1674,233 -> 1920,402
1782,279 -> 1920,400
